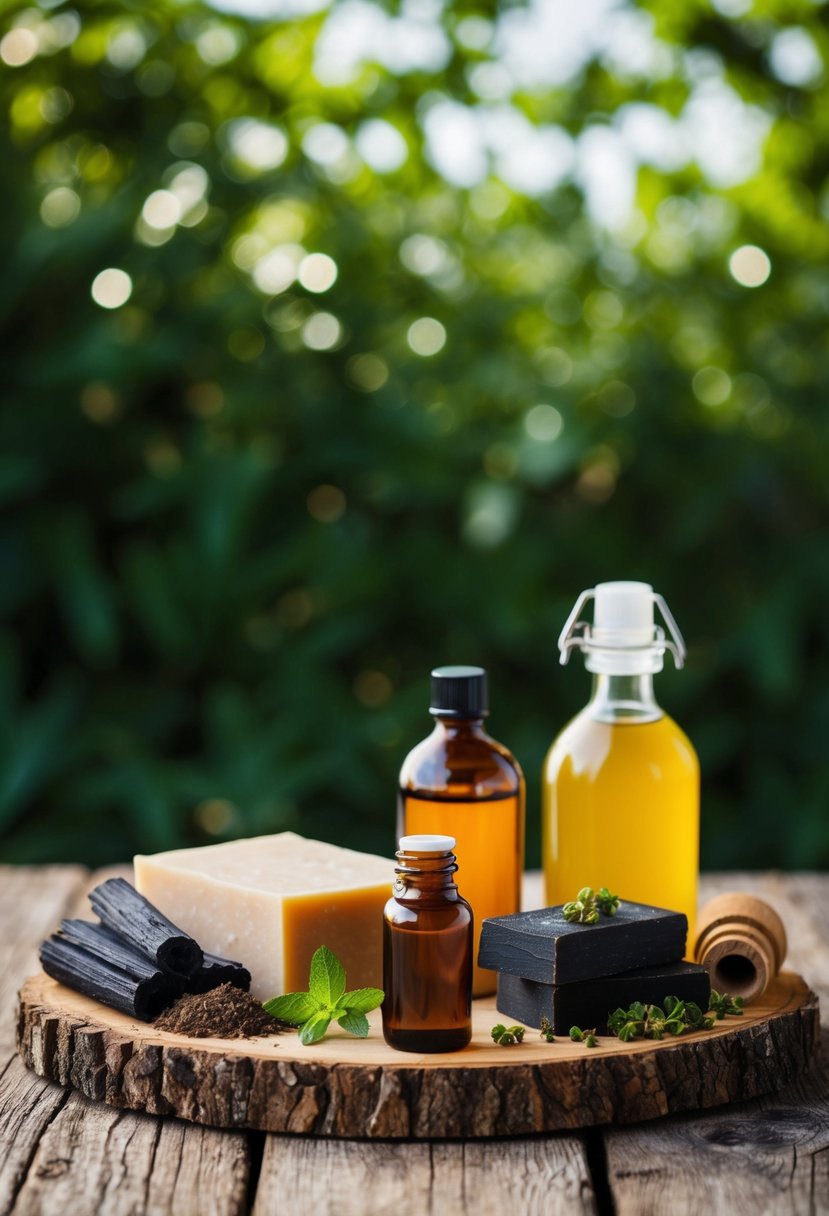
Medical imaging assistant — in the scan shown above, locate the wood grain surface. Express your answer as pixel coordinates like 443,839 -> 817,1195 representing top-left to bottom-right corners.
1,867 -> 827,1215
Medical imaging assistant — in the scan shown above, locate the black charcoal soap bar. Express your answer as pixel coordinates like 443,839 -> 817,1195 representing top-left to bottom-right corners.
497,962 -> 711,1034
478,902 -> 687,985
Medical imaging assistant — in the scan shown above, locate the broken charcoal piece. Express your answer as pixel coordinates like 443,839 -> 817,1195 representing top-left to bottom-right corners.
187,952 -> 252,994
478,901 -> 687,985
496,961 -> 711,1034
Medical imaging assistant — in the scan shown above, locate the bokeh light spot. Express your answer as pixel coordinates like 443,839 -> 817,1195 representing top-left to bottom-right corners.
524,403 -> 563,441
145,438 -> 182,476
142,189 -> 182,230
40,187 -> 81,228
227,118 -> 288,171
729,245 -> 771,288
356,119 -> 408,172
597,380 -> 636,417
195,798 -> 236,836
302,311 -> 341,350
196,25 -> 242,66
91,268 -> 132,310
302,122 -> 349,166
80,383 -> 120,424
307,484 -> 346,522
693,366 -> 732,406
400,234 -> 449,277
107,25 -> 147,70
0,28 -> 38,67
276,589 -> 314,628
353,669 -> 394,707
407,317 -> 446,356
298,253 -> 338,293
347,353 -> 389,392
185,382 -> 224,417
252,247 -> 301,295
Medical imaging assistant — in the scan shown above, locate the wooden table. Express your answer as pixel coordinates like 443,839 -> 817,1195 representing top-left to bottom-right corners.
1,868 -> 827,1215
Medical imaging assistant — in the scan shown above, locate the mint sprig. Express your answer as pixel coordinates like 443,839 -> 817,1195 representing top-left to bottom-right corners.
263,945 -> 384,1045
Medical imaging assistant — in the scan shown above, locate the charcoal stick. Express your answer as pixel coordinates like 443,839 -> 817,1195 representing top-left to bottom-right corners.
88,877 -> 203,977
40,936 -> 179,1021
188,952 -> 251,994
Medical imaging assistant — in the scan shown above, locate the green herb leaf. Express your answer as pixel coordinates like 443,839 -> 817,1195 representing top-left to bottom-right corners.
299,1011 -> 331,1045
569,1026 -> 585,1042
491,1023 -> 525,1046
608,990 -> 745,1045
309,945 -> 346,1008
339,987 -> 385,1014
563,885 -> 622,924
337,1010 -> 370,1037
265,946 -> 384,1046
263,991 -> 319,1025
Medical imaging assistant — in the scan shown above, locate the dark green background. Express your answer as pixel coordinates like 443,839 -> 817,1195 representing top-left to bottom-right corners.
2,0 -> 828,869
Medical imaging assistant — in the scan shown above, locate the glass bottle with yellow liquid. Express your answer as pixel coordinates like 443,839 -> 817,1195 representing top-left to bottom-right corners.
399,666 -> 525,997
543,582 -> 699,941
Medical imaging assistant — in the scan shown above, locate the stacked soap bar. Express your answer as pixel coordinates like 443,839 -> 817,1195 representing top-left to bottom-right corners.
478,901 -> 710,1034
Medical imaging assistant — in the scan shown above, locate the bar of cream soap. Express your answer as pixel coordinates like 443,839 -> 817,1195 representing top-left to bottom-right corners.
134,833 -> 391,1000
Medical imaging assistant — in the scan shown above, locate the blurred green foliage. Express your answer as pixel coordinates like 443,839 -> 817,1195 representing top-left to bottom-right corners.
2,0 -> 829,870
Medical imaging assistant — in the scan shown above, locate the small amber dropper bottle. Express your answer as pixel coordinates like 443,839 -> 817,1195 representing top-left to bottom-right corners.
382,834 -> 473,1053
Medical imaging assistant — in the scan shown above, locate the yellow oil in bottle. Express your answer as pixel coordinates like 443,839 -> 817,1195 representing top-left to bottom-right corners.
543,711 -> 699,941
546,581 -> 700,945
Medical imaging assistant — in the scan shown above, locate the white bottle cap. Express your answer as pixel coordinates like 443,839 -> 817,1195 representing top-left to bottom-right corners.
588,580 -> 657,673
559,580 -> 686,674
398,834 -> 456,853
593,581 -> 655,648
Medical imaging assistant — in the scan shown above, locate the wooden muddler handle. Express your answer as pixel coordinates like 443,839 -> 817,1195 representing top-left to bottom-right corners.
694,893 -> 787,1004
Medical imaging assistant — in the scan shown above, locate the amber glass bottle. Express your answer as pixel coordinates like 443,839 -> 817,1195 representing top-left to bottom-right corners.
398,666 -> 525,997
382,834 -> 473,1053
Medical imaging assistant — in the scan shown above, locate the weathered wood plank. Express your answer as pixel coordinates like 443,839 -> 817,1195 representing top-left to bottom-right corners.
0,865 -> 87,1056
252,1134 -> 598,1216
0,865 -> 88,1216
604,1033 -> 829,1215
604,874 -> 829,1215
3,865 -> 251,1216
9,1092 -> 250,1216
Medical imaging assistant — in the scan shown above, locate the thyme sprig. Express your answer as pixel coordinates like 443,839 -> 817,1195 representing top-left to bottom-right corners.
491,1023 -> 525,1046
709,990 -> 745,1019
563,886 -> 621,925
539,1016 -> 555,1043
608,991 -> 744,1042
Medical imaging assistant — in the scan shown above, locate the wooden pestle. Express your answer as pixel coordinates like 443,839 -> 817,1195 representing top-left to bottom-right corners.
694,893 -> 787,1004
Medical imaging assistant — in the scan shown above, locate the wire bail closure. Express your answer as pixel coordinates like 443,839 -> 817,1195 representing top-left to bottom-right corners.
557,590 -> 686,669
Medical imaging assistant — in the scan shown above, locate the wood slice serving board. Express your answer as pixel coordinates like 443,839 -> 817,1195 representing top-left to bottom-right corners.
18,970 -> 819,1140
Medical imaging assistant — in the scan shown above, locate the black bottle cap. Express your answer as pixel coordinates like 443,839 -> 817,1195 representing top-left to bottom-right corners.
429,666 -> 489,718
